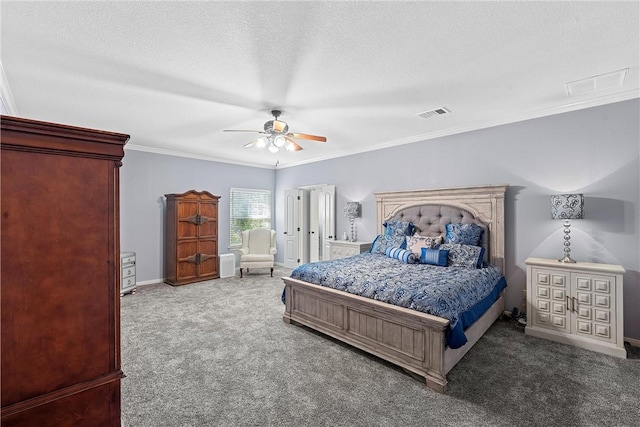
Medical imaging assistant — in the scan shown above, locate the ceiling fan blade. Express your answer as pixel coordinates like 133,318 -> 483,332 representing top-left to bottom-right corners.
244,140 -> 259,148
223,129 -> 265,134
284,136 -> 304,151
272,120 -> 287,132
288,132 -> 327,142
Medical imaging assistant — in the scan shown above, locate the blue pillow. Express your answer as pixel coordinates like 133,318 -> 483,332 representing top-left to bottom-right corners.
444,223 -> 484,246
385,247 -> 419,264
439,243 -> 485,268
383,219 -> 415,237
420,247 -> 449,266
370,233 -> 407,254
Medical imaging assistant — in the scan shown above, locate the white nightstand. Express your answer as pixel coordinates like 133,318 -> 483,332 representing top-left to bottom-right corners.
525,257 -> 626,358
120,252 -> 137,296
327,240 -> 371,260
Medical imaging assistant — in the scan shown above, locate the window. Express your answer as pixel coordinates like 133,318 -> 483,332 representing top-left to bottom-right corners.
230,188 -> 272,246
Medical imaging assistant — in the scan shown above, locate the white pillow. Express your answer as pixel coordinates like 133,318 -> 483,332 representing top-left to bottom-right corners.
405,234 -> 443,255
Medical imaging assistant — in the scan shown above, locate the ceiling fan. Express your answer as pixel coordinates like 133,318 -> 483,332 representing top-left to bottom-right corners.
223,110 -> 327,153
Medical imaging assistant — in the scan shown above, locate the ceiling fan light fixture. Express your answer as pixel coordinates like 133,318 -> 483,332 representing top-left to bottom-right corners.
224,109 -> 326,153
256,137 -> 268,148
273,134 -> 286,148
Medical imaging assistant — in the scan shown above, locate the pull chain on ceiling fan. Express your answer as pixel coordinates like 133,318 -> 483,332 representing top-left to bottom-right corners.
223,110 -> 327,153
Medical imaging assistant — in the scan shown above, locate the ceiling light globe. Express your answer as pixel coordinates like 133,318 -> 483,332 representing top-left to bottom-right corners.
268,144 -> 279,153
256,137 -> 268,148
273,135 -> 286,147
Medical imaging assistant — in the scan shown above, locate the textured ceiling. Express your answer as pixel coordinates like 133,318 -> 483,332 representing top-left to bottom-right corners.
1,1 -> 638,168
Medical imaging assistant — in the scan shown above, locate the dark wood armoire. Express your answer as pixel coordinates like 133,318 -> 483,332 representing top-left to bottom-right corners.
1,116 -> 128,426
164,190 -> 220,285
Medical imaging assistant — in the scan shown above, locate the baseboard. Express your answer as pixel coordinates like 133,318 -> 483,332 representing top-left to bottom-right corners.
136,278 -> 165,287
625,336 -> 640,348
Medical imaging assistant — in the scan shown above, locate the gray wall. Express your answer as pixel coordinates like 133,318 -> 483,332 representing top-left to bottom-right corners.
274,99 -> 640,340
119,100 -> 638,340
120,150 -> 275,283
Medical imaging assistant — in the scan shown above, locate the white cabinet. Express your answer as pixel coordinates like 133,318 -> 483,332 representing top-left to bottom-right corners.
525,257 -> 626,358
327,240 -> 371,260
121,251 -> 136,296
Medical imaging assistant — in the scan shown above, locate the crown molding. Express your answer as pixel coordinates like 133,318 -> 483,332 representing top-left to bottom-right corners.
277,90 -> 639,169
125,143 -> 275,170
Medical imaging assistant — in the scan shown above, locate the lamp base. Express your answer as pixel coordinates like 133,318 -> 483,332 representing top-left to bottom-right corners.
558,255 -> 577,263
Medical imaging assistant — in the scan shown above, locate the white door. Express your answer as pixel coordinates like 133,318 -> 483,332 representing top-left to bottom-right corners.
318,185 -> 335,260
305,185 -> 336,262
283,189 -> 300,269
309,188 -> 320,262
283,189 -> 310,268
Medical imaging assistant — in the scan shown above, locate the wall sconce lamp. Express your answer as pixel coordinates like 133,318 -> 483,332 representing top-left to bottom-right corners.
551,194 -> 584,263
344,202 -> 361,242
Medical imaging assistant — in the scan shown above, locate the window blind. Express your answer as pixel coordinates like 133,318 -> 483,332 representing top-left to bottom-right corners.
230,188 -> 272,246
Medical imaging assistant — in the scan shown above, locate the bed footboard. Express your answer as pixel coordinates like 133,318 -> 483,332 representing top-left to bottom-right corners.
283,276 -> 452,392
283,276 -> 504,393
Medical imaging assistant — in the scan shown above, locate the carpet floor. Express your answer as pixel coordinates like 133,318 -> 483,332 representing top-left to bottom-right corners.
121,267 -> 640,426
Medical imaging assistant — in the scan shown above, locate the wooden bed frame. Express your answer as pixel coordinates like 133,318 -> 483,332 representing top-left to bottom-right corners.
282,184 -> 508,392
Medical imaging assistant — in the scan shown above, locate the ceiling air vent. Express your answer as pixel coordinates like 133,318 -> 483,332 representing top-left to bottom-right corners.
417,107 -> 451,119
566,68 -> 628,97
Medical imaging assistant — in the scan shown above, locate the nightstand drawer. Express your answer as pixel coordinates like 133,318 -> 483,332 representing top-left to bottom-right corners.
122,276 -> 136,289
122,265 -> 136,278
327,241 -> 371,260
122,254 -> 136,265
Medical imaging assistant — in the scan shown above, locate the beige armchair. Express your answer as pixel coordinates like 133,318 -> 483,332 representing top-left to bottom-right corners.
239,228 -> 277,278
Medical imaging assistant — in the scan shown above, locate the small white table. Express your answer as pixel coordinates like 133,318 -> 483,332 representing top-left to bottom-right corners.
327,240 -> 371,260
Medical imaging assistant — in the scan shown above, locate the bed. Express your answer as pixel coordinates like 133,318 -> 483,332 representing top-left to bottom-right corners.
282,184 -> 508,392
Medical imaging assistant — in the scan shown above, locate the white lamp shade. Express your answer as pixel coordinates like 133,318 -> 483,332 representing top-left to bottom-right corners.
551,194 -> 584,220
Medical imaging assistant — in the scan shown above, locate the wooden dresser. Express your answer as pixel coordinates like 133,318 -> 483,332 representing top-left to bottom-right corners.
1,116 -> 128,426
165,190 -> 220,285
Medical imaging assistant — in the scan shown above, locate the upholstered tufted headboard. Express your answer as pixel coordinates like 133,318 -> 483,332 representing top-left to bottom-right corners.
375,184 -> 508,271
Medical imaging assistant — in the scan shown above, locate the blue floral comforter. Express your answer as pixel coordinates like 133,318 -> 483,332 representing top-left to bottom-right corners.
287,252 -> 507,349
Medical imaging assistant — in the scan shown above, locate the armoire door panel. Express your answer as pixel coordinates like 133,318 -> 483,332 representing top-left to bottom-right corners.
1,152 -> 113,404
177,201 -> 199,239
198,255 -> 218,278
198,239 -> 218,257
1,115 -> 127,425
198,202 -> 218,238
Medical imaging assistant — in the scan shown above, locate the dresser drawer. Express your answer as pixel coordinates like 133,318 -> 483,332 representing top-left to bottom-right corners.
122,254 -> 136,265
122,265 -> 136,278
122,276 -> 136,290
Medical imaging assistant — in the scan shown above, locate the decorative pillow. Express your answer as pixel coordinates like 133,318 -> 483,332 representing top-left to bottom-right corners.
370,233 -> 407,254
385,247 -> 419,264
444,223 -> 484,246
383,219 -> 415,238
405,234 -> 443,255
439,243 -> 485,268
420,247 -> 449,266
